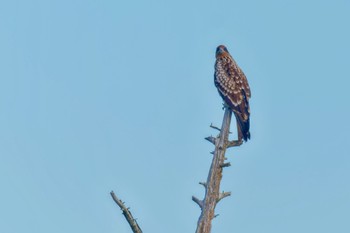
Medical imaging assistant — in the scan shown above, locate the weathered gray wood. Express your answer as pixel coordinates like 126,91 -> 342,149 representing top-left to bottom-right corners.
110,191 -> 143,233
194,107 -> 242,233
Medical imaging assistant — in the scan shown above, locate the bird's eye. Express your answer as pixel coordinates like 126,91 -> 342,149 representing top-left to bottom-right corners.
224,47 -> 228,52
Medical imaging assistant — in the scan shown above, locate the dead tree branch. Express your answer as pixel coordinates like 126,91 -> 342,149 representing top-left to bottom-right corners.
210,123 -> 232,134
192,196 -> 204,209
110,191 -> 143,233
227,139 -> 243,148
199,182 -> 207,188
220,162 -> 231,168
217,191 -> 231,203
205,136 -> 217,145
209,123 -> 221,132
193,107 -> 242,233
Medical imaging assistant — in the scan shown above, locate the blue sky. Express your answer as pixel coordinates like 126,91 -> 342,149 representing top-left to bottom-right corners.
1,0 -> 349,232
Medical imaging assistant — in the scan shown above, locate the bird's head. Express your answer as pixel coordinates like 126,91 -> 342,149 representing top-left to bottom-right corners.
216,45 -> 229,58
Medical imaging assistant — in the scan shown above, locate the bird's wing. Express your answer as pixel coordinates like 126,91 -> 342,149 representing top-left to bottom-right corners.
215,58 -> 246,107
236,66 -> 251,99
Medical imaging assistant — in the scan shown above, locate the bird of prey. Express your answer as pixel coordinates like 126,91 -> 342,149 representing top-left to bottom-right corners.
214,45 -> 251,141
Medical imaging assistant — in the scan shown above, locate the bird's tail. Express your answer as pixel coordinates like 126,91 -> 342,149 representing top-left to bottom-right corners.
235,113 -> 250,142
236,89 -> 250,142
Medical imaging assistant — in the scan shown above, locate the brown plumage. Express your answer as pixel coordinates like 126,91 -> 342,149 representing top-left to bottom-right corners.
214,45 -> 251,141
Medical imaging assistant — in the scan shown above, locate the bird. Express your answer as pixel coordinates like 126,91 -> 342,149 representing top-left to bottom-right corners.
214,45 -> 251,141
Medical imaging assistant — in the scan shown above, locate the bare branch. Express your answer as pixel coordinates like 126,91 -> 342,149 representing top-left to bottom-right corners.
220,162 -> 231,168
217,191 -> 231,203
192,196 -> 204,209
110,191 -> 143,233
205,136 -> 217,145
199,182 -> 207,188
211,123 -> 232,134
227,139 -> 243,148
210,123 -> 221,132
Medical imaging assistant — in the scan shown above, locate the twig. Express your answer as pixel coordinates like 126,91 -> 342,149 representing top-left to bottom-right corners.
220,162 -> 231,168
205,136 -> 217,145
199,182 -> 207,188
210,123 -> 221,132
110,191 -> 143,233
210,123 -> 232,134
192,196 -> 204,209
217,191 -> 231,203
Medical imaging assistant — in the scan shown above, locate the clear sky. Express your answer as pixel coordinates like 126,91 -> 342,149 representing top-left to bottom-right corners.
1,0 -> 349,232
